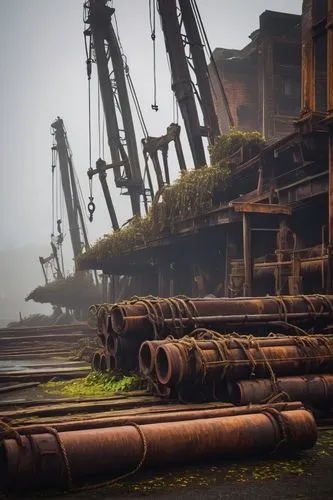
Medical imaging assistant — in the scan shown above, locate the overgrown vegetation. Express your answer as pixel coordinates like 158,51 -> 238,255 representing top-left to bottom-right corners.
78,130 -> 265,267
42,371 -> 142,397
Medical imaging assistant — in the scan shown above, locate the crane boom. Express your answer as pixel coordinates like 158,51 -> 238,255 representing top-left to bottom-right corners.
178,0 -> 220,142
157,0 -> 207,168
51,118 -> 82,260
84,0 -> 143,217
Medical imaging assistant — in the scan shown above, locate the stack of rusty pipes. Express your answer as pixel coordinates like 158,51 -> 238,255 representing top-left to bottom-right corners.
139,333 -> 333,407
110,295 -> 333,338
91,304 -> 141,373
0,403 -> 317,491
90,294 -> 333,379
91,304 -> 114,373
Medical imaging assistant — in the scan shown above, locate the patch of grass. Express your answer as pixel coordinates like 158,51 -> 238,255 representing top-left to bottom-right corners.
42,371 -> 142,397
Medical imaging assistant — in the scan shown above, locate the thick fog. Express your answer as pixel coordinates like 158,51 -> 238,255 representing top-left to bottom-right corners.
0,0 -> 301,322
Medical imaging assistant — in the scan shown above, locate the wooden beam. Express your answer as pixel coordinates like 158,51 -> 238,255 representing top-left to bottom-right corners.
242,213 -> 252,297
230,202 -> 291,215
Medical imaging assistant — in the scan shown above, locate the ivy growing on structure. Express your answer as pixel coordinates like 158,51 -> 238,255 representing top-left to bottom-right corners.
77,129 -> 265,267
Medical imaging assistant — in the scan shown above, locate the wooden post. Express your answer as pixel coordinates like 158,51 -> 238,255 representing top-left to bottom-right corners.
242,213 -> 252,296
288,254 -> 302,295
224,231 -> 230,297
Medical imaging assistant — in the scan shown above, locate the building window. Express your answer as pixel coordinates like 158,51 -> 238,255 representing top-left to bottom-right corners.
276,75 -> 300,115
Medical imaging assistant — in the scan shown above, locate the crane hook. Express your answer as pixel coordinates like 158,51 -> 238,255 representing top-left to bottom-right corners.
88,196 -> 96,222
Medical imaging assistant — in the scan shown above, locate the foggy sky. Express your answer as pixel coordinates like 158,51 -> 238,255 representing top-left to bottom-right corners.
0,0 -> 301,317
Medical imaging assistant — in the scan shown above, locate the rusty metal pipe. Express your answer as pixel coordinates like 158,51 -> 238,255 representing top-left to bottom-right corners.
110,295 -> 333,337
139,340 -> 171,376
155,336 -> 333,386
139,341 -> 157,376
107,332 -> 118,355
229,375 -> 333,408
9,402 -> 302,434
1,409 -> 317,490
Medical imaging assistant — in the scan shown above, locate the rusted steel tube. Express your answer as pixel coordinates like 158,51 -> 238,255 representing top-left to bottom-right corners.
112,335 -> 143,372
139,340 -> 171,376
229,375 -> 333,407
1,409 -> 317,490
139,341 -> 158,376
155,336 -> 333,386
9,402 -> 302,434
110,295 -> 333,337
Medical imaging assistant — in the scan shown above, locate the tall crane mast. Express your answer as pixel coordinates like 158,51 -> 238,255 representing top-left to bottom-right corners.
157,0 -> 233,168
84,0 -> 143,217
51,117 -> 86,261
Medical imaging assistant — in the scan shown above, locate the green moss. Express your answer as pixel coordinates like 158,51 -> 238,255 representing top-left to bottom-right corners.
42,372 -> 142,397
78,129 -> 265,267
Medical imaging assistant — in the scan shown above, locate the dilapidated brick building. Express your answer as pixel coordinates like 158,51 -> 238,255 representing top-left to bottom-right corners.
210,10 -> 301,140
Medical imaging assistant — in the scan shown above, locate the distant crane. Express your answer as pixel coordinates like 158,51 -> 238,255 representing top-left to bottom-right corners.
51,117 -> 90,261
38,117 -> 96,285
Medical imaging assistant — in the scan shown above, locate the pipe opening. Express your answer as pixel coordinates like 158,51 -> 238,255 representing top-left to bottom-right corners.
111,306 -> 125,333
107,333 -> 118,355
100,354 -> 107,373
155,347 -> 170,385
139,342 -> 154,375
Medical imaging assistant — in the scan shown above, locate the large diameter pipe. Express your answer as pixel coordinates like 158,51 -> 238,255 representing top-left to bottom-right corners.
112,334 -> 142,372
229,375 -> 333,407
110,295 -> 333,336
9,402 -> 302,434
139,340 -> 171,376
1,409 -> 316,490
155,337 -> 333,386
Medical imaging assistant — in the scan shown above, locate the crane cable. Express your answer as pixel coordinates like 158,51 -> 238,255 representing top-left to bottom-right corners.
84,31 -> 96,222
51,136 -> 56,235
149,0 -> 158,111
98,82 -> 101,158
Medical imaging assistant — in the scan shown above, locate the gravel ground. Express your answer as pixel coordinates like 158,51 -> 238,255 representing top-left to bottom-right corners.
2,429 -> 333,500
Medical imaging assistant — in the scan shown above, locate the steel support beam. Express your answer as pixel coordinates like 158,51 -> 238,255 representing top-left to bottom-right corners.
96,158 -> 119,231
178,0 -> 220,143
242,213 -> 252,297
157,0 -> 206,168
